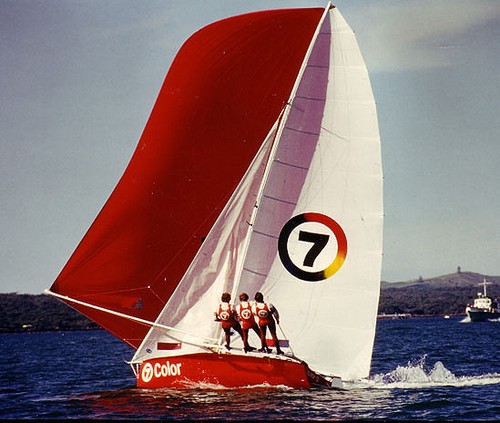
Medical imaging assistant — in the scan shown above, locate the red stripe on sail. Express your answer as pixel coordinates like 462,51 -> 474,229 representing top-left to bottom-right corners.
157,342 -> 182,351
266,339 -> 290,348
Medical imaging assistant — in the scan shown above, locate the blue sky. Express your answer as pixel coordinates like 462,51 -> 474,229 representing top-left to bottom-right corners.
1,0 -> 499,294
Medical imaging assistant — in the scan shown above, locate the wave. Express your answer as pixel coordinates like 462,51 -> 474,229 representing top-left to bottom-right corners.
346,356 -> 500,390
148,380 -> 294,391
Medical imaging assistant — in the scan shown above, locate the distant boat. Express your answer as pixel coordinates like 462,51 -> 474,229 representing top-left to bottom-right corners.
465,279 -> 500,322
46,2 -> 383,389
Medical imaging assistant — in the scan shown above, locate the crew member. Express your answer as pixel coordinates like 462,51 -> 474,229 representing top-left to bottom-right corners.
252,292 -> 283,354
235,292 -> 262,353
215,292 -> 243,350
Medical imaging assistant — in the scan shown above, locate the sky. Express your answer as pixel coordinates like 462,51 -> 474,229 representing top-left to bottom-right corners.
1,0 -> 499,294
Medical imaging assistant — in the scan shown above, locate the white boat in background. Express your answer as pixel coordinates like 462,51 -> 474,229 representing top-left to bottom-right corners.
46,2 -> 383,389
466,279 -> 500,322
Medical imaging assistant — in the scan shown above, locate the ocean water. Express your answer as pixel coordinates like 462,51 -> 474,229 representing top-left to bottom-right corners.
0,317 -> 498,420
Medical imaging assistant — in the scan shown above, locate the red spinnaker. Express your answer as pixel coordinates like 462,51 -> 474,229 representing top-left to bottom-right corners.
50,8 -> 324,348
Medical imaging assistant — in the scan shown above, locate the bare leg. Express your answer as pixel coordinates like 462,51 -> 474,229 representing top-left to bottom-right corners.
259,325 -> 270,353
224,328 -> 231,349
268,320 -> 283,354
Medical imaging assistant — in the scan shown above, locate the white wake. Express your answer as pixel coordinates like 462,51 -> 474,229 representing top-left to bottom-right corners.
345,356 -> 500,390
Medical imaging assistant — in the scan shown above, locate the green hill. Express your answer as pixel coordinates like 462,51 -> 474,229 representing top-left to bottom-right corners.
379,271 -> 499,316
0,293 -> 97,333
0,270 -> 498,333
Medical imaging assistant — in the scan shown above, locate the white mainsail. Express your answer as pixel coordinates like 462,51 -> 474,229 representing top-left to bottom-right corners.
132,128 -> 278,360
133,6 -> 382,382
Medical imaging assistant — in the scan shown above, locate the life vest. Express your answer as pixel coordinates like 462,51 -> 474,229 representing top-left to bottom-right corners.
217,303 -> 237,329
237,301 -> 256,330
253,302 -> 272,326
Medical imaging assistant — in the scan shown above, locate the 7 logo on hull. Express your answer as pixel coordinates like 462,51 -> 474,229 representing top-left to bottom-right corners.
141,360 -> 182,383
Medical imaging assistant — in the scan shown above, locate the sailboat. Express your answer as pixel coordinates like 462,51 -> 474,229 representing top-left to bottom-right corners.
47,2 -> 383,389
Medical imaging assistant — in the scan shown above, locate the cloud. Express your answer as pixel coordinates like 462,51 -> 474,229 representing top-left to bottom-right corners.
351,0 -> 500,72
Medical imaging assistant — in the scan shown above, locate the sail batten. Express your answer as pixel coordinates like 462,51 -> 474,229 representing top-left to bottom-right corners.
262,194 -> 299,206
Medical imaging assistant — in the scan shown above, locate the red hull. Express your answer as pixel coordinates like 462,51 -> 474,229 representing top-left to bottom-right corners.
136,353 -> 331,389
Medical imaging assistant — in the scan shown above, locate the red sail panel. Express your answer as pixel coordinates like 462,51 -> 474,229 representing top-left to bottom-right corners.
50,8 -> 324,348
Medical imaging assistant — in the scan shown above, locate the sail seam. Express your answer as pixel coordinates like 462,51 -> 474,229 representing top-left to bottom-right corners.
251,229 -> 278,240
262,194 -> 298,206
295,94 -> 327,102
306,64 -> 328,69
272,160 -> 308,171
282,125 -> 320,137
242,267 -> 269,278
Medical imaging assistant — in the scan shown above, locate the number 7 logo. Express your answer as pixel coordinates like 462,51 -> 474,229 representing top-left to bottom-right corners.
298,230 -> 329,268
278,212 -> 348,282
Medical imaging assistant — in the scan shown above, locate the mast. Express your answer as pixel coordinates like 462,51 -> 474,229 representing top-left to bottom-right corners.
232,4 -> 383,379
130,6 -> 328,359
481,278 -> 491,296
231,3 -> 332,299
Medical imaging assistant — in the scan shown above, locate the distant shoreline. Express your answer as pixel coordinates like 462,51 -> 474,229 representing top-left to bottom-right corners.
1,314 -> 472,337
1,271 -> 496,333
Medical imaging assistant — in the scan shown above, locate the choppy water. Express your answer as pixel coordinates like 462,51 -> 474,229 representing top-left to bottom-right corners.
1,317 -> 498,420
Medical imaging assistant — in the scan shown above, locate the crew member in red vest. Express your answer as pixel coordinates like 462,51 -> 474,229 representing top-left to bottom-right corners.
214,292 -> 243,350
235,292 -> 262,353
252,292 -> 283,354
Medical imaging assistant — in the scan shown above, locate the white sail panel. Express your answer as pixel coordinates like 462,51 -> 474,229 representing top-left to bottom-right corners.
132,132 -> 276,363
237,8 -> 382,380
